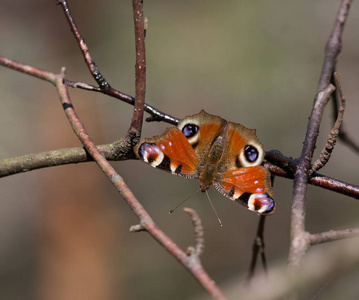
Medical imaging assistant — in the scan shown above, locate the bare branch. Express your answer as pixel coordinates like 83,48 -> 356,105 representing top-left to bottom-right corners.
230,235 -> 359,300
310,228 -> 359,245
64,78 -> 180,125
247,215 -> 267,281
0,56 -> 57,84
57,0 -> 110,89
289,0 -> 352,271
329,72 -> 359,154
54,69 -> 225,299
289,85 -> 335,268
318,0 -> 351,90
129,0 -> 147,137
0,54 -> 179,126
183,207 -> 205,257
310,72 -> 346,174
56,0 -> 179,126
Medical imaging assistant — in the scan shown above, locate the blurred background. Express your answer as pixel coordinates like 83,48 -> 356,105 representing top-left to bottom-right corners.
0,1 -> 359,299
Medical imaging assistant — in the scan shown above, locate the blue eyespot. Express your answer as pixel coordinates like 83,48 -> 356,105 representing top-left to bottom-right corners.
182,124 -> 199,138
244,145 -> 258,162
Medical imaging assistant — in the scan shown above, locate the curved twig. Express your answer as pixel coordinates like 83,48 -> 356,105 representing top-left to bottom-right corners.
57,0 -> 110,89
289,0 -> 352,271
310,73 -> 346,175
183,207 -> 205,257
57,0 -> 179,126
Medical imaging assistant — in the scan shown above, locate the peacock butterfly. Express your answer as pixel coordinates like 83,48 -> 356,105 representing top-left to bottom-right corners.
134,110 -> 275,215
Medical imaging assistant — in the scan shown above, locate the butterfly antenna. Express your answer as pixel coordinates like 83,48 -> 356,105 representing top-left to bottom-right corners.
205,190 -> 223,226
169,188 -> 201,214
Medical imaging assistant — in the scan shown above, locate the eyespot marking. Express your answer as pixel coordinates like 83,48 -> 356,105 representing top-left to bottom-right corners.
248,193 -> 275,215
234,193 -> 274,214
182,124 -> 199,138
238,142 -> 264,167
244,145 -> 259,162
138,142 -> 164,167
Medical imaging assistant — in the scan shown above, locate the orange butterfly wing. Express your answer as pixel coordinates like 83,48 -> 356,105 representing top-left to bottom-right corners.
213,122 -> 275,214
214,166 -> 274,214
134,127 -> 200,178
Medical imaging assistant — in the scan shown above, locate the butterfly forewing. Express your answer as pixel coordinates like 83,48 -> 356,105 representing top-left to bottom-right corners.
135,127 -> 200,178
177,110 -> 226,166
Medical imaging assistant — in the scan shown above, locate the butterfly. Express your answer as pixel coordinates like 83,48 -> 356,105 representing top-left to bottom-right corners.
134,110 -> 275,215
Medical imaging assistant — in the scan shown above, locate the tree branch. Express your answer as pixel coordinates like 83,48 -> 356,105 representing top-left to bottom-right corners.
289,0 -> 352,271
310,228 -> 359,245
54,68 -> 225,299
289,85 -> 335,268
129,0 -> 146,137
56,0 -> 179,126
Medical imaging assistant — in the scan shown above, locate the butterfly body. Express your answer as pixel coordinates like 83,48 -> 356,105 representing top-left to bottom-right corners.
134,110 -> 275,215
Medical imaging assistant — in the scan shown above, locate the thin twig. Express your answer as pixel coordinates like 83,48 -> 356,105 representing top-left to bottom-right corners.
64,78 -> 180,125
56,0 -> 179,126
310,228 -> 359,245
57,0 -> 110,89
289,84 -> 335,268
329,73 -> 359,154
264,160 -> 359,200
247,215 -> 267,281
318,0 -> 351,91
310,73 -> 346,175
129,0 -> 147,137
230,235 -> 359,300
183,208 -> 205,257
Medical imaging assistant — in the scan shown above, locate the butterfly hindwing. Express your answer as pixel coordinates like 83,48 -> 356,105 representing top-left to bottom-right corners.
214,166 -> 275,214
